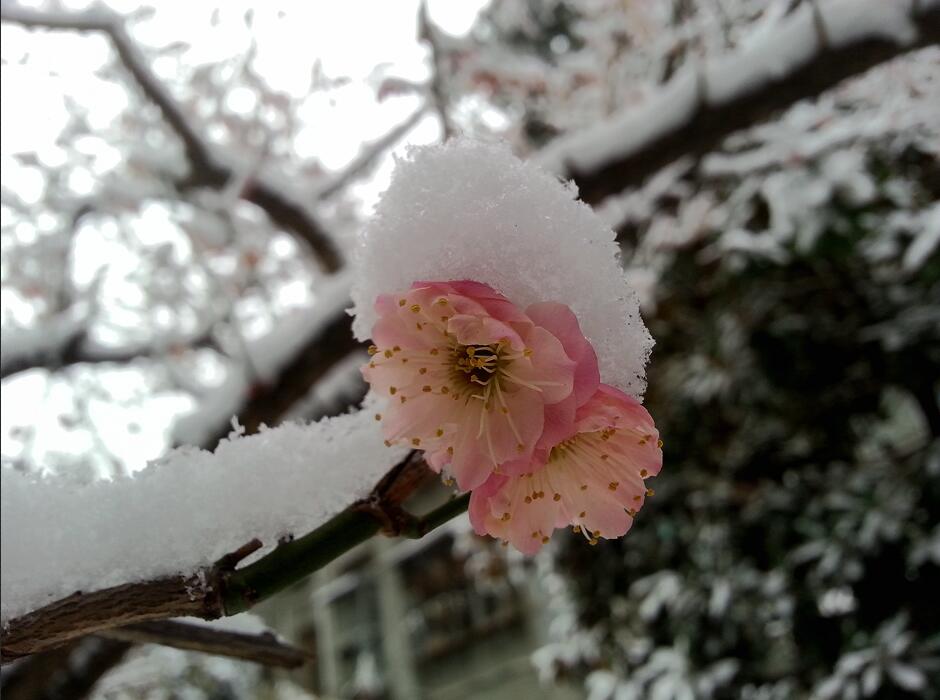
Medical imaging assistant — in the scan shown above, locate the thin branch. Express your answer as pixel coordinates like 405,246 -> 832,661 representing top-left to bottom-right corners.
541,0 -> 940,204
98,620 -> 312,669
0,453 -> 468,661
418,2 -> 456,140
0,326 -> 219,381
0,4 -> 343,272
317,104 -> 429,200
0,638 -> 131,700
202,307 -> 361,446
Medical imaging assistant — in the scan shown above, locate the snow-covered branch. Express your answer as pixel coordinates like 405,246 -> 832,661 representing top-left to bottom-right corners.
539,0 -> 940,203
0,436 -> 469,660
0,4 -> 343,272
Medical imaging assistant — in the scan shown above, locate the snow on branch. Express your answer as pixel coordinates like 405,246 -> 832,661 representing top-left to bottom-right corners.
538,0 -> 940,204
0,4 -> 343,272
0,407 -> 413,657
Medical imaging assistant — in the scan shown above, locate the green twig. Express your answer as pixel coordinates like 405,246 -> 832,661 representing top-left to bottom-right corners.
400,493 -> 471,539
221,491 -> 470,615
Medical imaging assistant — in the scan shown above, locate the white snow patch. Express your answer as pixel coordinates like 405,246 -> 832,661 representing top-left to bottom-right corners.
536,70 -> 699,178
349,139 -> 653,397
1,405 -> 409,622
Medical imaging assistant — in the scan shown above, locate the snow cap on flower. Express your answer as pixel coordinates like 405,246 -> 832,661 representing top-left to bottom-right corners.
469,385 -> 662,554
350,138 -> 652,399
363,280 -> 599,491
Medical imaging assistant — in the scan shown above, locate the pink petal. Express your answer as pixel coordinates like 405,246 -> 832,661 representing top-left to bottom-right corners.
526,302 -> 599,406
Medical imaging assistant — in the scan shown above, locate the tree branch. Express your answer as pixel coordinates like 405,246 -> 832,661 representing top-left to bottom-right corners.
418,2 -> 456,140
203,307 -> 361,446
316,104 -> 429,200
0,638 -> 132,700
0,453 -> 467,661
98,620 -> 312,669
0,326 -> 220,381
542,0 -> 940,204
0,4 -> 343,272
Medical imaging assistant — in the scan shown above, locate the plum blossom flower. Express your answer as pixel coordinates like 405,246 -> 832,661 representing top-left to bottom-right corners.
469,384 -> 663,554
362,280 -> 599,491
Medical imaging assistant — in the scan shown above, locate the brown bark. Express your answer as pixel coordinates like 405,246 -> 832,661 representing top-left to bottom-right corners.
99,620 -> 312,669
1,574 -> 221,663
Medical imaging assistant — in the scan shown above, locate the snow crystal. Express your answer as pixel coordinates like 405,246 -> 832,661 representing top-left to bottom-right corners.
0,405 -> 409,622
350,139 -> 653,398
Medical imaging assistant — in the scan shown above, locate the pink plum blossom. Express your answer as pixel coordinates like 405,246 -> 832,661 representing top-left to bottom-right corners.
362,281 -> 599,491
469,384 -> 663,554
